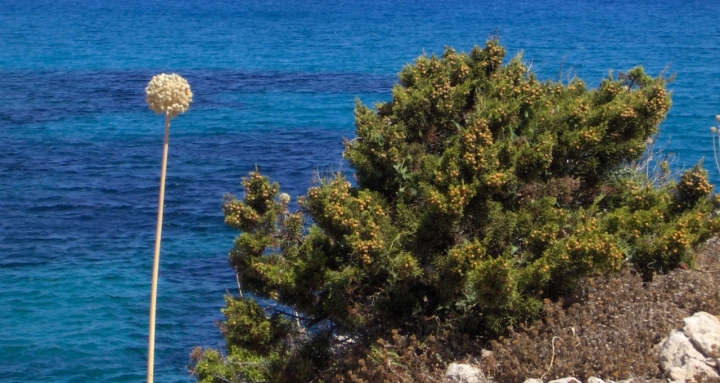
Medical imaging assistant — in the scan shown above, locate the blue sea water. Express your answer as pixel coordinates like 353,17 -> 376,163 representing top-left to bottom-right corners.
1,0 -> 720,381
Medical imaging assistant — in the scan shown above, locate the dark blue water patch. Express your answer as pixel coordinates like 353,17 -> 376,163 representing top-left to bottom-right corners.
0,70 -> 394,128
0,125 -> 347,382
0,125 -> 348,252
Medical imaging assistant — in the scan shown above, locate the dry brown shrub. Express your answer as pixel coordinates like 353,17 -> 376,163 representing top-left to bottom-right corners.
516,177 -> 580,206
318,327 -> 497,383
482,238 -> 720,383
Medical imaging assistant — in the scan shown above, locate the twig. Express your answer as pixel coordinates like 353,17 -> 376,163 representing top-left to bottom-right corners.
235,272 -> 243,299
713,131 -> 720,175
540,336 -> 561,381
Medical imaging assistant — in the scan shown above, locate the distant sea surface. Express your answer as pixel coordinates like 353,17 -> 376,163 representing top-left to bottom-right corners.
1,0 -> 719,381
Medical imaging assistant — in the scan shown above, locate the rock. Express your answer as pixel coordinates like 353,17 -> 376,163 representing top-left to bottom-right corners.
683,312 -> 720,358
521,379 -> 581,383
667,357 -> 719,382
658,312 -> 720,382
445,363 -> 484,383
481,349 -> 493,359
548,378 -> 580,383
587,377 -> 605,383
658,330 -> 706,372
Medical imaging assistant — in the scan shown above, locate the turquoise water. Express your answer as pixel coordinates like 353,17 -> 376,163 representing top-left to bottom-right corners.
1,1 -> 720,381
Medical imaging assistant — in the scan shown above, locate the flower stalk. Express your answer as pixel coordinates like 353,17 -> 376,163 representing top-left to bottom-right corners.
711,116 -> 720,175
144,73 -> 192,383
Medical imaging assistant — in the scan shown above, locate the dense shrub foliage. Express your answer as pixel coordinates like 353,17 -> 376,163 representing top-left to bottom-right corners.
191,39 -> 720,382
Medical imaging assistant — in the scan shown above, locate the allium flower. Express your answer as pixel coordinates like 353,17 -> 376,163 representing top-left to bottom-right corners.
145,73 -> 193,118
712,127 -> 717,134
279,193 -> 291,205
715,115 -> 720,123
145,72 -> 193,383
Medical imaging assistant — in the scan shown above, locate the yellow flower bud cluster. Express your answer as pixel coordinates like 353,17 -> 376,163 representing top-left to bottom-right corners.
424,181 -> 477,218
490,106 -> 513,124
528,225 -> 557,247
447,183 -> 474,216
348,197 -> 387,266
567,99 -> 589,116
145,73 -> 193,118
566,82 -> 585,93
676,167 -> 712,202
624,210 -> 664,238
518,135 -> 554,169
353,116 -> 406,163
579,129 -> 601,144
345,216 -> 385,266
461,119 -> 495,172
430,79 -> 455,111
484,172 -> 507,189
446,240 -> 485,275
665,228 -> 691,255
561,221 -> 623,270
601,81 -> 621,96
222,199 -> 260,229
318,181 -> 352,220
526,81 -> 544,102
354,120 -> 407,163
494,66 -> 542,104
306,179 -> 388,266
482,41 -> 505,69
354,236 -> 384,265
619,107 -> 637,119
426,189 -> 447,212
624,184 -> 656,209
457,63 -> 470,79
472,258 -> 515,306
641,85 -> 669,114
242,172 -> 278,206
393,252 -> 419,280
413,58 -> 430,77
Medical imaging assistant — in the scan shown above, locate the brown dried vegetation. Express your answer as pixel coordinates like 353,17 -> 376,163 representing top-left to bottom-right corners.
482,237 -> 720,383
321,325 -> 524,383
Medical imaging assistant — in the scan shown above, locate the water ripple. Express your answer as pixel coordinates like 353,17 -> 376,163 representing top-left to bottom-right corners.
0,70 -> 394,128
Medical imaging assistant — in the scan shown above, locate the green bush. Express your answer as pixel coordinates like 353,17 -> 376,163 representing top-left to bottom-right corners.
191,39 -> 720,382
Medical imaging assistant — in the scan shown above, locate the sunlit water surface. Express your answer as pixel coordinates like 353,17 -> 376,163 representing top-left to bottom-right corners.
1,0 -> 719,381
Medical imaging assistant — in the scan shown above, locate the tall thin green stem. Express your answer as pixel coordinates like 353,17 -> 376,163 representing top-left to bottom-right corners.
147,112 -> 170,383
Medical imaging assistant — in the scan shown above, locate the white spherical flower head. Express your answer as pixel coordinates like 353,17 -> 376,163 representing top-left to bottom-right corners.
715,115 -> 720,123
145,73 -> 193,118
279,193 -> 291,205
712,127 -> 717,134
